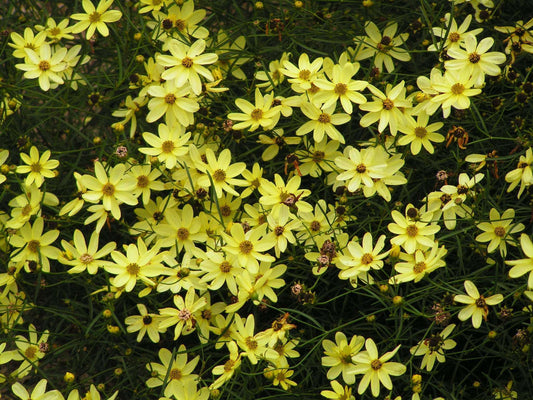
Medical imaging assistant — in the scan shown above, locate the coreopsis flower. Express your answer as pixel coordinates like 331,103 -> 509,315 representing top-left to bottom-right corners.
313,62 -> 368,113
410,324 -> 457,371
9,28 -> 47,59
268,367 -> 297,390
138,0 -> 172,14
232,314 -> 268,365
258,174 -> 313,214
296,137 -> 342,177
354,21 -> 411,73
454,280 -> 503,328
506,233 -> 533,289
389,245 -> 447,284
8,217 -> 60,273
397,113 -> 445,155
128,164 -> 165,205
351,338 -> 406,397
296,199 -> 335,245
338,232 -> 389,281
105,238 -> 171,292
71,0 -> 123,38
211,30 -> 250,80
476,208 -> 524,257
67,384 -> 118,400
35,17 -> 74,42
146,80 -> 199,126
281,53 -> 324,93
12,324 -> 49,377
321,380 -> 355,400
139,123 -> 191,169
359,81 -> 411,135
450,0 -> 494,22
240,163 -> 264,198
16,41 -> 67,90
495,19 -> 533,57
59,229 -> 116,274
125,303 -> 165,342
296,102 -> 350,143
256,52 -> 290,91
155,203 -> 207,253
112,95 -> 147,138
159,288 -> 208,340
258,129 -> 301,161
59,44 -> 90,91
265,205 -> 301,257
322,331 -> 365,384
505,147 -> 533,198
427,13 -> 483,52
388,205 -> 440,254
145,346 -> 199,397
157,39 -> 217,95
445,35 -> 507,87
430,68 -> 482,118
210,341 -> 242,389
7,184 -> 59,230
80,161 -> 137,219
334,145 -> 388,192
228,88 -> 282,131
15,146 -> 59,188
12,379 -> 62,400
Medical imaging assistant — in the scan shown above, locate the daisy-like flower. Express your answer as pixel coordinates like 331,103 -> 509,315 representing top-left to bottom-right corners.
258,174 -> 313,214
12,324 -> 49,378
140,123 -> 191,170
159,288 -> 208,340
12,379 -> 61,400
321,380 -> 355,400
334,145 -> 389,192
505,147 -> 533,198
506,233 -> 533,289
210,341 -> 242,389
145,346 -> 199,397
146,80 -> 199,126
138,0 -> 172,14
351,338 -> 406,397
454,280 -> 503,328
296,138 -> 342,178
427,13 -> 483,52
155,203 -> 207,253
15,146 -> 60,188
389,245 -> 447,284
112,95 -> 147,138
281,53 -> 324,93
67,384 -> 118,400
35,17 -> 74,42
125,303 -> 165,343
59,229 -> 116,274
256,52 -> 290,91
267,367 -> 297,390
9,28 -> 47,59
410,324 -> 457,371
445,35 -> 507,87
128,163 -> 165,205
476,208 -> 524,257
388,205 -> 440,254
15,43 -> 67,91
495,18 -> 533,58
430,68 -> 482,118
228,88 -> 282,132
79,161 -> 137,219
0,149 -> 9,185
313,62 -> 368,113
71,0 -> 123,39
265,205 -> 301,257
233,314 -> 268,365
9,217 -> 60,273
191,146 -> 247,198
240,163 -> 264,198
338,232 -> 389,281
354,21 -> 411,73
199,251 -> 243,295
257,129 -> 301,162
105,238 -> 171,292
359,81 -> 411,135
322,331 -> 365,384
157,39 -> 217,95
296,102 -> 350,144
397,113 -> 445,155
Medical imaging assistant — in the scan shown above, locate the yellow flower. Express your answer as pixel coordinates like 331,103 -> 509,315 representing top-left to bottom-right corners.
505,147 -> 533,198
112,95 -> 147,138
322,331 -> 365,384
454,280 -> 503,328
430,69 -> 482,118
388,205 -> 440,254
255,52 -> 290,91
334,145 -> 388,192
265,205 -> 301,257
476,208 -> 524,257
12,324 -> 49,377
146,80 -> 199,126
9,27 -> 47,59
321,380 -> 355,400
210,341 -> 242,389
338,232 -> 389,280
506,233 -> 533,288
139,123 -> 191,170
259,174 -> 312,214
427,13 -> 483,52
397,113 -> 444,155
125,303 -> 165,343
258,129 -> 301,162
228,88 -> 282,131
12,379 -> 62,400
296,102 -> 350,143
296,137 -> 342,177
351,338 -> 406,397
15,146 -> 59,187
270,368 -> 297,390
359,81 -> 411,135
59,229 -> 116,274
410,324 -> 457,371
389,245 -> 447,284
128,164 -> 165,205
158,288 -> 208,340
199,251 -> 243,295
155,203 -> 207,253
280,53 -> 324,93
35,17 -> 74,42
138,0 -> 172,14
71,0 -> 122,38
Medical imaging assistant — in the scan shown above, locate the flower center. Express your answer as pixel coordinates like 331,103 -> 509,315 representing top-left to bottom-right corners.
169,368 -> 182,380
220,205 -> 231,217
178,309 -> 192,320
49,27 -> 61,36
380,35 -> 392,46
245,337 -> 258,350
468,52 -> 481,63
310,220 -> 321,231
142,315 -> 152,325
494,226 -> 506,237
361,253 -> 373,265
251,109 -> 263,121
406,225 -> 418,237
274,226 -> 284,236
413,261 -> 426,274
456,185 -> 468,195
382,99 -> 394,110
312,151 -> 325,162
356,163 -> 367,173
449,32 -> 460,42
224,359 -> 235,372
80,253 -> 94,264
220,261 -> 232,273
22,204 -> 33,216
161,140 -> 175,154
175,19 -> 186,31
475,296 -> 487,308
137,175 -> 149,188
25,346 -> 38,359
127,263 -> 140,275
177,227 -> 189,240
164,94 -> 176,104
89,11 -> 101,23
414,127 -> 427,138
451,83 -> 465,95
30,163 -> 42,172
370,359 -> 382,370
28,239 -> 40,253
298,69 -> 311,80
334,83 -> 348,95
239,240 -> 253,254
213,169 -> 226,182
181,57 -> 194,68
38,60 -> 51,71
318,113 -> 331,123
